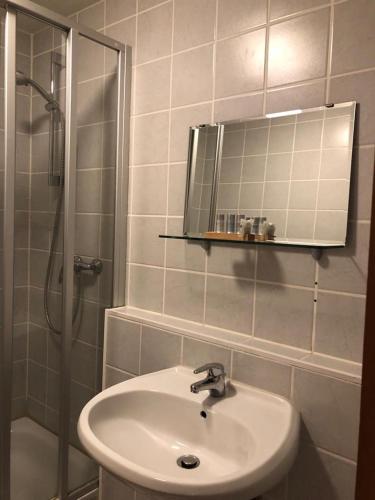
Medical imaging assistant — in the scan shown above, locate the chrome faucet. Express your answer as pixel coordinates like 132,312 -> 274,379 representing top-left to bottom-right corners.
190,363 -> 226,398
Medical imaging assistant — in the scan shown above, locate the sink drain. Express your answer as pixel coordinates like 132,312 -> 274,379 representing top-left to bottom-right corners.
177,455 -> 200,469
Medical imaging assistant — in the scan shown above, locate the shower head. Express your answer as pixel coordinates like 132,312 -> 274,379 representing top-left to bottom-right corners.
16,70 -> 60,112
16,70 -> 30,86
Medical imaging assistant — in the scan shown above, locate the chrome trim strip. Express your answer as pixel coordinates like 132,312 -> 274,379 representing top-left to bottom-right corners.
0,0 -> 125,52
112,46 -> 131,307
57,27 -> 78,500
183,127 -> 199,234
0,9 -> 16,499
208,124 -> 224,231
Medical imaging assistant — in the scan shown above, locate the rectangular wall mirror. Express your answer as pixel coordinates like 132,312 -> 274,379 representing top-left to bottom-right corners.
181,101 -> 356,248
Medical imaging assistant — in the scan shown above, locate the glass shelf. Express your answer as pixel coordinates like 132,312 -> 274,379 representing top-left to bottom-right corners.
159,233 -> 345,254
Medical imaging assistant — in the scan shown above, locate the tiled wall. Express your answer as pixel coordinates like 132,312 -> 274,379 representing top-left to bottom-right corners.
114,0 -> 374,367
73,0 -> 375,498
102,311 -> 360,499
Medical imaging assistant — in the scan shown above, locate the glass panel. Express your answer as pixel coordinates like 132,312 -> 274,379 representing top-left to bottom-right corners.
67,35 -> 118,494
183,102 -> 356,246
185,126 -> 219,234
11,13 -> 67,500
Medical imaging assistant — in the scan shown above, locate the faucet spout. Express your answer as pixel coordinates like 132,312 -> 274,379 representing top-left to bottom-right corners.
190,363 -> 226,398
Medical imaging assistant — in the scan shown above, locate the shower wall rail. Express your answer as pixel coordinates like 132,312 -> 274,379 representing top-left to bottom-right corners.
0,1 -> 130,498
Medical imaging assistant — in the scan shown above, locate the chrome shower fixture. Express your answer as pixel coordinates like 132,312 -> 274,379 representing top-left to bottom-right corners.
16,70 -> 60,111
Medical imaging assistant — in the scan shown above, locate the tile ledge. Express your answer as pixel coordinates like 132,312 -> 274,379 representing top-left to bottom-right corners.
107,306 -> 362,384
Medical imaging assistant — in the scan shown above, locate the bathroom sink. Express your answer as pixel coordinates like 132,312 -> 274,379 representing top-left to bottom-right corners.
78,366 -> 299,500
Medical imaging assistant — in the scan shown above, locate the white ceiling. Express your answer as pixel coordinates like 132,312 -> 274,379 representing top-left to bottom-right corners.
17,0 -> 99,33
32,0 -> 98,16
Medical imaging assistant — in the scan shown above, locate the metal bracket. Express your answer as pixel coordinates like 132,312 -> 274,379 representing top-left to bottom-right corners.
311,248 -> 323,261
200,240 -> 211,253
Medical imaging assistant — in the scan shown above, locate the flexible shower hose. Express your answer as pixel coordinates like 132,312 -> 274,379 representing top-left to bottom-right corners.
43,115 -> 81,335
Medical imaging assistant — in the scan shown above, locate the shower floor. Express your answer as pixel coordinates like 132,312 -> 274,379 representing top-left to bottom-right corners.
11,417 -> 97,500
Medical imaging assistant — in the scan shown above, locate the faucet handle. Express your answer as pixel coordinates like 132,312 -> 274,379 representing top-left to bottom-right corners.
193,362 -> 225,377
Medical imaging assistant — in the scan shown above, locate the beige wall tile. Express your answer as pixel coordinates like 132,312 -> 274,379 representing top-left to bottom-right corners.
135,58 -> 171,114
288,443 -> 357,500
128,264 -> 164,312
207,243 -> 256,278
78,2 -> 104,30
164,270 -> 205,322
105,366 -> 134,388
270,0 -> 327,20
137,3 -> 172,64
173,0 -> 216,52
315,292 -> 365,362
266,81 -> 326,114
318,222 -> 370,294
131,165 -> 168,215
332,0 -> 375,75
172,45 -> 213,107
138,0 -> 165,11
106,0 -> 136,25
133,111 -> 169,165
140,326 -> 181,374
215,29 -> 266,98
257,247 -> 315,287
268,9 -> 329,87
130,216 -> 166,266
349,146 -> 374,221
255,283 -> 314,349
214,93 -> 264,122
293,369 -> 361,459
232,351 -> 291,398
106,317 -> 141,374
105,16 -> 136,51
205,276 -> 254,334
182,337 -> 231,370
329,70 -> 375,146
218,0 -> 267,38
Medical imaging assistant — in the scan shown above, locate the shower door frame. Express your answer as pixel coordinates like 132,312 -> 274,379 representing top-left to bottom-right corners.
0,1 -> 130,498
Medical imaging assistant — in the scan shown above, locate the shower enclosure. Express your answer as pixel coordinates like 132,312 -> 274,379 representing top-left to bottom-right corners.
0,1 -> 130,499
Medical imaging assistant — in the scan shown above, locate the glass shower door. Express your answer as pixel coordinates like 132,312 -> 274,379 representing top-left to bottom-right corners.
66,34 -> 121,496
10,11 -> 68,500
0,6 -> 9,496
0,4 -> 128,498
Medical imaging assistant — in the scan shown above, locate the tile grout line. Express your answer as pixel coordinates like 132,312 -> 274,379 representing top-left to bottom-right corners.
125,0 -> 139,306
161,0 -> 175,315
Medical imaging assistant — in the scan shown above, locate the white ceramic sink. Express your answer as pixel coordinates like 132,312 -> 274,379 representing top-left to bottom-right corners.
78,366 -> 299,500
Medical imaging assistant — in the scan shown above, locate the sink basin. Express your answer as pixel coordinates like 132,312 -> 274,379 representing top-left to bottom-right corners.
78,366 -> 299,500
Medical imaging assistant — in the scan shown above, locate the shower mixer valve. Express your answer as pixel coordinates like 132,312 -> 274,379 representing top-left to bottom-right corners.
74,256 -> 103,275
58,256 -> 103,283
